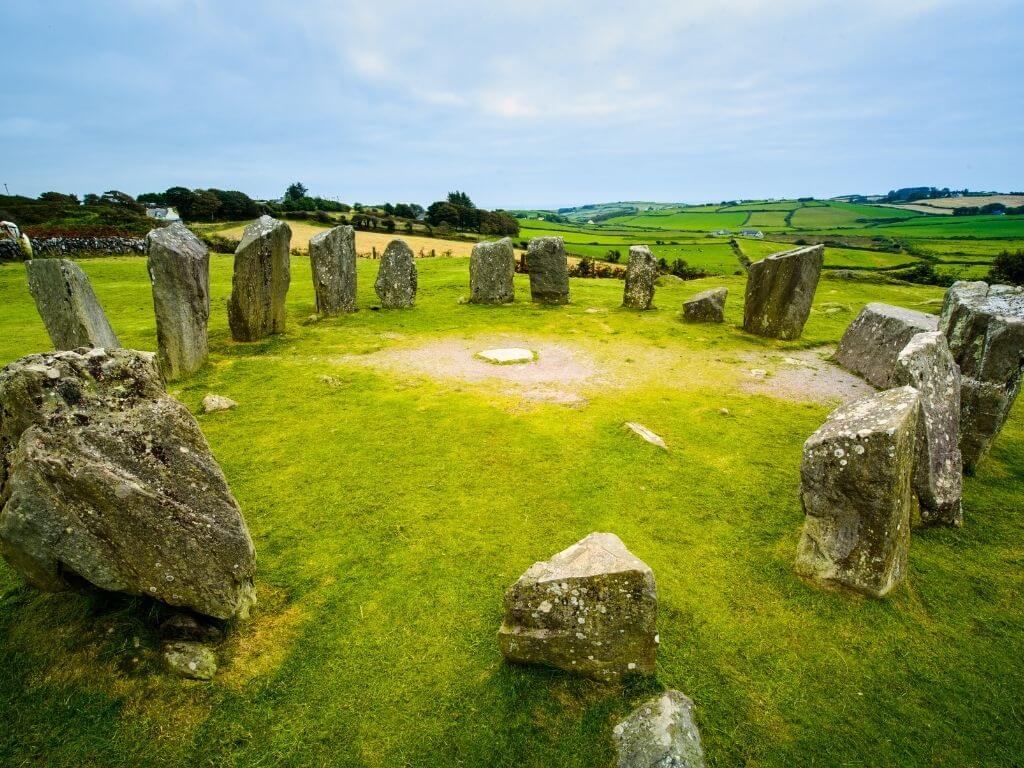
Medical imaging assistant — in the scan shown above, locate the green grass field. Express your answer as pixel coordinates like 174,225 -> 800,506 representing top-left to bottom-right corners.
1,255 -> 1022,767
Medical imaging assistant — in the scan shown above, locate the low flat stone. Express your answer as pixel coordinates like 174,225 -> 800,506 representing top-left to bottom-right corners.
681,287 -> 727,324
613,690 -> 705,768
201,394 -> 238,413
796,386 -> 920,597
835,302 -> 939,388
498,532 -> 658,681
477,347 -> 534,365
163,640 -> 217,680
624,422 -> 667,450
25,258 -> 119,350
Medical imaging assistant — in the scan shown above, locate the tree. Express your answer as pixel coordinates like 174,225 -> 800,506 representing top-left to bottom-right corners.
211,189 -> 259,220
285,182 -> 308,202
99,190 -> 144,213
447,190 -> 474,209
38,191 -> 79,204
426,201 -> 461,227
188,189 -> 221,221
164,187 -> 197,217
989,250 -> 1024,285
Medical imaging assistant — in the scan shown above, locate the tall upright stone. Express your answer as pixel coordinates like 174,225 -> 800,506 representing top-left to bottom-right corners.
894,332 -> 963,526
309,225 -> 357,315
835,302 -> 938,388
374,239 -> 417,308
743,244 -> 823,339
498,532 -> 657,681
0,348 -> 256,620
526,236 -> 569,305
622,245 -> 658,310
145,222 -> 210,380
227,215 -> 291,341
939,281 -> 1024,471
469,237 -> 515,304
25,258 -> 119,350
796,386 -> 920,597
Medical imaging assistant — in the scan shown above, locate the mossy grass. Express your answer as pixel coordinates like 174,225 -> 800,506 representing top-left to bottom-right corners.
0,255 -> 1022,767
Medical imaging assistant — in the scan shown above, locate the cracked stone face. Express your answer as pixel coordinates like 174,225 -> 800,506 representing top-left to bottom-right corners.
835,302 -> 939,389
742,245 -> 823,340
622,245 -> 657,310
227,215 -> 291,341
525,237 -> 569,305
613,690 -> 705,768
498,532 -> 657,680
25,258 -> 120,351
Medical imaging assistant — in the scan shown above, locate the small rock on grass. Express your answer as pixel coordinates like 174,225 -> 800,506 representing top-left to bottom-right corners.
163,640 -> 217,680
624,422 -> 667,450
202,394 -> 238,413
614,690 -> 705,768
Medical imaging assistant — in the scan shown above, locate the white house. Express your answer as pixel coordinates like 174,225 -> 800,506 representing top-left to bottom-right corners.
712,229 -> 732,237
739,229 -> 764,239
146,206 -> 181,222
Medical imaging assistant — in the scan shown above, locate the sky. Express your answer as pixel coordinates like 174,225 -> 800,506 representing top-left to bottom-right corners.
1,0 -> 1022,209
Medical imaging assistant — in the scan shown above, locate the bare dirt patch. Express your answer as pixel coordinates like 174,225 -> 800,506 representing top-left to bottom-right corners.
738,346 -> 875,403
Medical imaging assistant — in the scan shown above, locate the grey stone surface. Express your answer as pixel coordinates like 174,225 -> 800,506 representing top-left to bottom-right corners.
374,239 -> 417,308
498,532 -> 657,681
526,237 -> 569,305
309,225 -> 357,315
895,332 -> 963,526
795,386 -> 919,597
939,280 -> 1024,471
146,222 -> 210,380
159,613 -> 224,643
681,288 -> 727,324
470,237 -> 515,304
613,690 -> 705,768
835,302 -> 938,388
227,216 -> 291,341
0,348 -> 256,620
742,245 -> 823,339
25,258 -> 119,350
163,640 -> 217,680
201,394 -> 238,413
622,245 -> 658,310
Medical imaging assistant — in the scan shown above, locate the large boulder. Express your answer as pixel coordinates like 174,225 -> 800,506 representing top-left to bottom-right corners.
25,258 -> 119,350
146,222 -> 210,380
835,302 -> 938,388
470,237 -> 515,304
0,348 -> 256,620
613,690 -> 705,768
374,239 -> 417,308
309,225 -> 357,315
227,216 -> 291,341
622,245 -> 657,310
681,287 -> 727,324
894,332 -> 963,526
526,236 -> 569,305
939,281 -> 1024,471
742,244 -> 823,339
498,532 -> 657,681
795,386 -> 919,597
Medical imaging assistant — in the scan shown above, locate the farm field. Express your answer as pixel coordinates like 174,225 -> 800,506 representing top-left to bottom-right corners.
1,255 -> 1022,767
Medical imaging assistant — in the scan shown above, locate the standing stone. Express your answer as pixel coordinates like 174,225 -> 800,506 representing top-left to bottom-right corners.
939,281 -> 1024,472
613,691 -> 705,768
835,302 -> 938,388
227,216 -> 291,341
469,237 -> 515,304
742,244 -> 823,339
622,245 -> 658,310
894,332 -> 963,526
795,386 -> 919,597
25,258 -> 119,350
146,222 -> 210,380
497,532 -> 657,681
526,236 -> 569,305
309,225 -> 357,315
681,287 -> 727,323
0,348 -> 257,620
374,239 -> 417,308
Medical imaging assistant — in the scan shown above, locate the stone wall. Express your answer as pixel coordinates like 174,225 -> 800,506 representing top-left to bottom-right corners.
0,236 -> 146,261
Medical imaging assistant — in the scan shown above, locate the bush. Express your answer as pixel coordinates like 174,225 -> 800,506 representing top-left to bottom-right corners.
888,263 -> 955,287
989,250 -> 1024,285
606,249 -> 621,263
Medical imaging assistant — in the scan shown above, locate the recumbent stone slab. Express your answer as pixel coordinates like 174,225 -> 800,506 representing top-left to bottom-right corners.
498,532 -> 657,680
835,302 -> 938,388
227,215 -> 291,341
795,386 -> 919,597
477,348 -> 534,364
743,244 -> 823,339
374,239 -> 417,308
526,236 -> 569,305
939,280 -> 1024,472
681,287 -> 727,324
0,348 -> 257,620
613,690 -> 705,768
146,222 -> 210,380
25,258 -> 119,350
309,225 -> 357,315
894,332 -> 963,526
470,237 -> 515,304
622,245 -> 658,310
